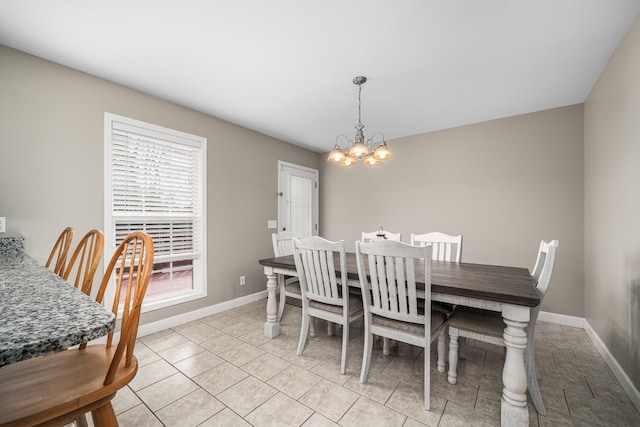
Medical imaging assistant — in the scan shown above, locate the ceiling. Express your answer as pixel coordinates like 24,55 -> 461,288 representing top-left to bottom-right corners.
1,1 -> 639,153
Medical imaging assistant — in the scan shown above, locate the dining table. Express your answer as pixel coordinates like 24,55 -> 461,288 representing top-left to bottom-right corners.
259,252 -> 539,427
0,236 -> 115,367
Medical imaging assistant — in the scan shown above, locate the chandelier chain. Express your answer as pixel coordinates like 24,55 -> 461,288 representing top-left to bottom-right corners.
357,82 -> 363,130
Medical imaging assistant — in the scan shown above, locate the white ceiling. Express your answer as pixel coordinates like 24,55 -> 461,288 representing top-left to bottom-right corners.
1,1 -> 639,153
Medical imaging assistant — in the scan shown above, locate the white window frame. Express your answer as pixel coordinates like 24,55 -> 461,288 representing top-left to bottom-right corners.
104,112 -> 207,313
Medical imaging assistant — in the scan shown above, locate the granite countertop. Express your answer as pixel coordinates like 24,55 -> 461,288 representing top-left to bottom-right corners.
0,235 -> 24,252
0,243 -> 115,366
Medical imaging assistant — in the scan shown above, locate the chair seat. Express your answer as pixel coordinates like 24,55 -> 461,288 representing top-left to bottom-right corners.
433,301 -> 455,315
447,306 -> 505,337
310,293 -> 363,315
283,279 -> 301,296
0,345 -> 138,425
372,310 -> 446,335
418,298 -> 455,316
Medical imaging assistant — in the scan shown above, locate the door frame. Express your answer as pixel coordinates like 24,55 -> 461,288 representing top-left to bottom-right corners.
277,161 -> 319,236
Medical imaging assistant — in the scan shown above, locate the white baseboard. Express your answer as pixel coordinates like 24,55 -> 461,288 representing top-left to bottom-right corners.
136,290 -> 267,338
538,310 -> 585,328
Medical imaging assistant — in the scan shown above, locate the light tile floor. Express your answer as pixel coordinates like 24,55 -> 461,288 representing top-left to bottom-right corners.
100,300 -> 639,426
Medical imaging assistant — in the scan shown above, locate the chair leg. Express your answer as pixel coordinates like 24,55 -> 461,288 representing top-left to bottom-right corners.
340,322 -> 349,374
383,337 -> 390,355
297,312 -> 310,356
74,414 -> 89,427
91,402 -> 118,427
328,321 -> 333,336
424,345 -> 431,410
525,339 -> 546,415
360,327 -> 373,383
309,317 -> 316,338
448,327 -> 459,384
277,279 -> 286,322
437,328 -> 446,373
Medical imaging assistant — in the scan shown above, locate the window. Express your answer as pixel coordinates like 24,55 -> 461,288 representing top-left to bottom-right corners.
104,113 -> 207,312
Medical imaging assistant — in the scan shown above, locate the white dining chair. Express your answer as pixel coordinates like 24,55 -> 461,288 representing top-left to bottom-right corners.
293,236 -> 364,374
361,230 -> 401,243
410,232 -> 463,262
272,232 -> 302,322
410,231 -> 463,319
356,239 -> 447,410
446,240 -> 558,415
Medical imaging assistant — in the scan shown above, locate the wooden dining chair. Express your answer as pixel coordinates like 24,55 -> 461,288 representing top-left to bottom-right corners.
355,239 -> 447,410
446,240 -> 558,415
60,229 -> 104,296
45,226 -> 74,276
410,232 -> 463,262
0,231 -> 154,427
272,231 -> 303,322
293,236 -> 364,374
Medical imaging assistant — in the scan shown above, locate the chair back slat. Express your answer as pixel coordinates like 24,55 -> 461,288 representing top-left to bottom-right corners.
46,227 -> 74,276
94,231 -> 154,386
357,240 -> 431,323
533,240 -> 559,299
272,232 -> 296,257
395,257 -> 408,315
294,237 -> 345,306
410,232 -> 462,262
61,229 -> 104,296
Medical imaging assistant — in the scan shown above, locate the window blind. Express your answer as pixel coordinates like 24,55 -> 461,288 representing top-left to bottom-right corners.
109,120 -> 202,265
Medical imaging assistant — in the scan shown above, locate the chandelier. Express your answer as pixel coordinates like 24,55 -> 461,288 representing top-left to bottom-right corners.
327,76 -> 393,167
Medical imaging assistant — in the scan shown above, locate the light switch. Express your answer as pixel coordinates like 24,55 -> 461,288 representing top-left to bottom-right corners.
0,217 -> 5,233
267,220 -> 277,229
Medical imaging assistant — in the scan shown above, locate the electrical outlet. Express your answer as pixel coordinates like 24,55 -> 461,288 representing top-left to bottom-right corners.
267,220 -> 277,229
0,217 -> 5,233
240,275 -> 246,286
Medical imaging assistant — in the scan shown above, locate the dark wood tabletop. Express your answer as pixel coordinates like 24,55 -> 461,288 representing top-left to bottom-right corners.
259,252 -> 540,307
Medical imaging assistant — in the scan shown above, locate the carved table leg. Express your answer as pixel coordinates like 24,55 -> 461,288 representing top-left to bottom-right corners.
501,305 -> 530,426
264,268 -> 281,338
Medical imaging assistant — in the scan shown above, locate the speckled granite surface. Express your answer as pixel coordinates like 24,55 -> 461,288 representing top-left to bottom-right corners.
0,236 -> 24,252
0,245 -> 115,366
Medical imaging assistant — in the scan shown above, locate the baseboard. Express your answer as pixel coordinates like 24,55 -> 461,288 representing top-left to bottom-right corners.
538,310 -> 585,328
583,320 -> 640,412
136,290 -> 268,338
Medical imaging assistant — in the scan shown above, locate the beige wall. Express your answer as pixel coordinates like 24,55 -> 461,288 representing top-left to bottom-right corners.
0,44 -> 320,324
320,105 -> 585,317
585,15 -> 640,388
3,19 -> 639,390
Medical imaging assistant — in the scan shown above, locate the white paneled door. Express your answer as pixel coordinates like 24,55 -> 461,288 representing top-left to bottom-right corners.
277,161 -> 318,237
